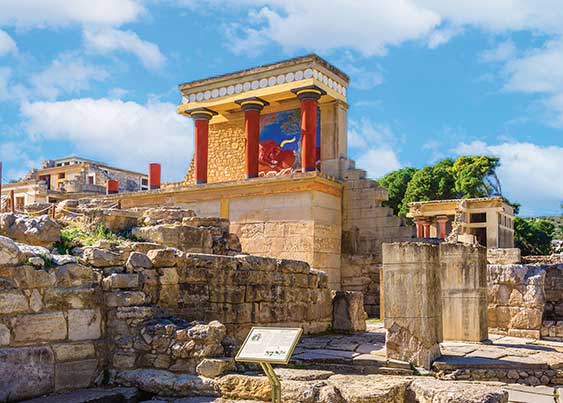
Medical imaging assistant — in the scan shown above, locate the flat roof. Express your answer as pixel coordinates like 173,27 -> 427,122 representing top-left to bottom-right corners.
178,54 -> 350,91
408,196 -> 510,206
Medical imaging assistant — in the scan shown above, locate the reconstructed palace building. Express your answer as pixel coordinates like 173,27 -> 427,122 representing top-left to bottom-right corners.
100,55 -> 415,315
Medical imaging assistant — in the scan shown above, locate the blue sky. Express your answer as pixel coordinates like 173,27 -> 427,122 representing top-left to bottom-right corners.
1,1 -> 563,217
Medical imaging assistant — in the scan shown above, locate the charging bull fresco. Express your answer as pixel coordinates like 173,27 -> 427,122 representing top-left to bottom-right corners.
258,108 -> 321,176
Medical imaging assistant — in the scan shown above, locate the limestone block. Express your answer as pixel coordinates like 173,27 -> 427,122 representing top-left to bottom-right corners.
43,287 -> 98,309
126,251 -> 153,271
0,213 -> 61,248
0,235 -> 24,266
116,368 -> 217,396
487,248 -> 521,265
113,352 -> 138,370
440,243 -> 488,342
159,267 -> 179,285
217,374 -> 271,401
407,378 -> 509,403
383,242 -> 442,369
53,342 -> 96,361
54,264 -> 95,287
68,309 -> 102,341
82,247 -> 123,267
13,311 -> 67,342
12,265 -> 56,288
328,374 -> 410,403
103,273 -> 140,289
147,247 -> 182,268
196,357 -> 234,378
55,359 -> 99,392
0,346 -> 55,401
29,288 -> 43,312
0,323 -> 10,345
0,290 -> 29,314
105,291 -> 146,307
331,291 -> 367,333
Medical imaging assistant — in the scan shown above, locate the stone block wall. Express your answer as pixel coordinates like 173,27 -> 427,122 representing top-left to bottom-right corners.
0,232 -> 332,401
185,119 -> 246,185
0,250 -> 105,401
487,264 -> 547,339
340,166 -> 414,316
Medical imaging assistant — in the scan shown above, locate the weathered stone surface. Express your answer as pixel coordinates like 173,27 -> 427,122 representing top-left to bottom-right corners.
82,247 -> 123,267
147,248 -> 183,268
407,378 -> 509,403
140,207 -> 196,226
19,387 -> 141,403
133,225 -> 213,254
68,309 -> 102,341
117,369 -> 217,397
0,289 -> 29,314
0,323 -> 10,345
105,291 -> 145,307
0,346 -> 55,401
55,359 -> 99,392
196,358 -> 234,378
103,273 -> 140,289
52,342 -> 96,362
126,252 -> 153,271
12,265 -> 56,288
13,311 -> 67,342
328,374 -> 410,403
217,374 -> 270,401
331,291 -> 366,333
0,213 -> 61,248
383,243 -> 442,369
0,235 -> 24,266
440,243 -> 488,342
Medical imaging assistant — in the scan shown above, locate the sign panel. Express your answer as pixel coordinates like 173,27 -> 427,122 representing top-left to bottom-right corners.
235,327 -> 303,364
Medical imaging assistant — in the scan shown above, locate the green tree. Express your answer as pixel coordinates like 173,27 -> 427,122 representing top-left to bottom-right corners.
378,167 -> 418,216
399,159 -> 456,216
514,217 -> 555,256
452,156 -> 501,198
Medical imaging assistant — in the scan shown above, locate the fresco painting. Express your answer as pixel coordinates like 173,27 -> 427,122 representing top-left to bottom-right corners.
258,108 -> 321,176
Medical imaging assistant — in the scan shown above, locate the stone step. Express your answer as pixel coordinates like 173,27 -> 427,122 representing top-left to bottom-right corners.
21,387 -> 141,403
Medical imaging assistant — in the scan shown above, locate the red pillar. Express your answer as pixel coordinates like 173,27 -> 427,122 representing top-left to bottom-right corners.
186,108 -> 217,184
148,163 -> 161,190
106,180 -> 119,195
292,86 -> 326,172
235,97 -> 269,179
414,219 -> 424,238
437,215 -> 449,240
423,222 -> 431,238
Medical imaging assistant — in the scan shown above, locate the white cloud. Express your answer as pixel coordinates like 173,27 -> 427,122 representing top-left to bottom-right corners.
348,119 -> 402,178
454,141 -> 563,216
30,54 -> 109,100
427,26 -> 461,49
480,40 -> 516,62
503,39 -> 563,94
0,0 -> 143,27
0,29 -> 17,55
226,0 -> 442,56
84,28 -> 166,70
20,98 -> 193,182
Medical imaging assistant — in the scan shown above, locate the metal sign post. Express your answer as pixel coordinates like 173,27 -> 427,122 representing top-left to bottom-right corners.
235,327 -> 303,403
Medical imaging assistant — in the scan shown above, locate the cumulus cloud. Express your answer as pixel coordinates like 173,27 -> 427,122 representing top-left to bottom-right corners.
454,141 -> 563,216
84,28 -> 166,70
480,40 -> 516,62
30,54 -> 109,100
0,0 -> 143,27
348,119 -> 402,178
20,98 -> 193,181
0,29 -> 17,56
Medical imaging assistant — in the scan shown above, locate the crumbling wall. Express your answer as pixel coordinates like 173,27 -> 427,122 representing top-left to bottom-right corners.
487,264 -> 546,339
0,237 -> 105,401
542,264 -> 563,338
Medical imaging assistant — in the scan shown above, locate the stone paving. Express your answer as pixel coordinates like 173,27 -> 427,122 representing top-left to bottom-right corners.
291,321 -> 563,386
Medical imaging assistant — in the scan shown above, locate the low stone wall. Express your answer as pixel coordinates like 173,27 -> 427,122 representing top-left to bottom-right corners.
0,233 -> 332,401
340,255 -> 381,317
487,263 -> 563,339
0,238 -> 105,401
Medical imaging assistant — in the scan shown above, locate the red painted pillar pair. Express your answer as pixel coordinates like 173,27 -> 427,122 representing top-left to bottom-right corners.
185,108 -> 217,184
235,97 -> 270,178
292,86 -> 326,172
